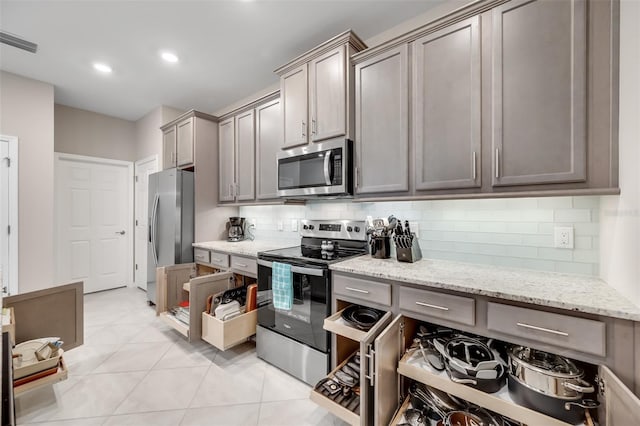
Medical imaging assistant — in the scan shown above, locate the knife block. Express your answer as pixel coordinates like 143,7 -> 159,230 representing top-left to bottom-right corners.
395,233 -> 422,263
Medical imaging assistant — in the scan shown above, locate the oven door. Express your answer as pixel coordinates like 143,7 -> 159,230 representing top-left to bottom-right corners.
257,259 -> 329,352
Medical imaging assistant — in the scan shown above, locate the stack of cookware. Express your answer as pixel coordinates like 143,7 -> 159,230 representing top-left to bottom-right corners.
410,324 -> 599,425
399,382 -> 520,426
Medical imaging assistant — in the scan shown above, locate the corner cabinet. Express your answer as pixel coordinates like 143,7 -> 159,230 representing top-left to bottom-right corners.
314,273 -> 640,426
353,45 -> 409,195
491,0 -> 587,187
276,30 -> 366,149
161,110 -> 218,171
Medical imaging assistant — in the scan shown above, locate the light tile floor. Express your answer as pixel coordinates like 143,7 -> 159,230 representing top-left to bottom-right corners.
15,287 -> 347,426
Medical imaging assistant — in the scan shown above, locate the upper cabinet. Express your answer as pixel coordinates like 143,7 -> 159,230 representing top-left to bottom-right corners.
275,30 -> 366,149
413,16 -> 481,191
353,45 -> 409,195
161,111 -> 218,171
491,0 -> 587,187
352,0 -> 617,200
218,93 -> 284,204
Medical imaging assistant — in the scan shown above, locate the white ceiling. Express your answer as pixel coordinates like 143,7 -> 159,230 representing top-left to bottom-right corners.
0,0 -> 443,121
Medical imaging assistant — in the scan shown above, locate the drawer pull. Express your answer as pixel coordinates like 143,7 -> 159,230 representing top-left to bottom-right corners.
415,301 -> 449,311
235,263 -> 248,268
212,257 -> 223,262
345,287 -> 369,294
516,322 -> 569,337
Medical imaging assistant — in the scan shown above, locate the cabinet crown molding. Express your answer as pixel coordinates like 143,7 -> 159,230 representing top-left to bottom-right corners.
274,29 -> 367,76
218,90 -> 280,122
160,109 -> 219,131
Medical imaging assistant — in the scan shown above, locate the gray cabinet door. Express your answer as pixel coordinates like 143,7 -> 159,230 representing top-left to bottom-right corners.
256,98 -> 281,200
492,0 -> 586,186
281,64 -> 308,148
218,117 -> 235,202
413,16 -> 481,190
355,45 -> 409,194
235,110 -> 255,201
176,117 -> 194,168
162,126 -> 176,169
309,46 -> 346,142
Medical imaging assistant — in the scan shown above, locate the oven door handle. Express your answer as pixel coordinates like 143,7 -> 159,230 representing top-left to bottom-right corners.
257,259 -> 325,277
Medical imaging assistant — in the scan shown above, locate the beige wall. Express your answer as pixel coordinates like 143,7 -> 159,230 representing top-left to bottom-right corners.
55,104 -> 136,161
134,105 -> 184,162
0,71 -> 55,294
600,0 -> 640,306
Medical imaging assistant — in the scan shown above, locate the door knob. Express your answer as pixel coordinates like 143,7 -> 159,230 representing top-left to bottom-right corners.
115,230 -> 125,235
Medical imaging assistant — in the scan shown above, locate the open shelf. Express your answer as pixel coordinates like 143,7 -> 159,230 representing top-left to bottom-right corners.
14,357 -> 68,396
201,309 -> 257,351
159,311 -> 189,338
310,353 -> 361,426
398,348 -> 585,426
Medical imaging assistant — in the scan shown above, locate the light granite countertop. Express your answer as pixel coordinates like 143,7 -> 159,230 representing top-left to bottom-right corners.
192,240 -> 297,258
329,256 -> 640,322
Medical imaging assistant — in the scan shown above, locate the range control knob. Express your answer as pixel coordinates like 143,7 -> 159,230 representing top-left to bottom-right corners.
354,226 -> 361,233
308,225 -> 315,230
346,226 -> 353,232
303,225 -> 309,230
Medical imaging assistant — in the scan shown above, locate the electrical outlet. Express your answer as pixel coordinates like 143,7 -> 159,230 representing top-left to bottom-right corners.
291,219 -> 298,232
248,218 -> 257,229
554,226 -> 574,249
277,220 -> 284,231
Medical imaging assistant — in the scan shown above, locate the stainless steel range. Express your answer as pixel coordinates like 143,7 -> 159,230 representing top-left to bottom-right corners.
256,219 -> 367,385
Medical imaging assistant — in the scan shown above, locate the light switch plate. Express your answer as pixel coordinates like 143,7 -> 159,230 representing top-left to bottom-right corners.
554,226 -> 574,249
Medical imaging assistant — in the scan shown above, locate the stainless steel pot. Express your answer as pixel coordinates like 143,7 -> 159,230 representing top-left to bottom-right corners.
508,346 -> 595,399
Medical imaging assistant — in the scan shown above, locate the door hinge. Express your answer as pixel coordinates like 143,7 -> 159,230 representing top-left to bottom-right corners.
596,375 -> 605,396
5,157 -> 10,167
135,219 -> 138,226
135,175 -> 139,182
135,264 -> 138,270
7,225 -> 10,235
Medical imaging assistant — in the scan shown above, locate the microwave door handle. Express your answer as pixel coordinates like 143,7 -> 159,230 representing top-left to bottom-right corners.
323,151 -> 332,185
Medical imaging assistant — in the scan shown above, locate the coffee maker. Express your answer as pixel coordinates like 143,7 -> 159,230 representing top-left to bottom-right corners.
227,217 -> 246,242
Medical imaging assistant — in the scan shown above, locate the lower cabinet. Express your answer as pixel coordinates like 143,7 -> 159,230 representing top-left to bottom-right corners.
156,261 -> 258,350
314,296 -> 640,425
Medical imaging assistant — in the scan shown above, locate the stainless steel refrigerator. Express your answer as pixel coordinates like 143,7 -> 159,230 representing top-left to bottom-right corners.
146,169 -> 194,305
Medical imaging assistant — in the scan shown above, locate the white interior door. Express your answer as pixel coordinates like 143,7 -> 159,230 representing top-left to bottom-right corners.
55,153 -> 133,293
0,136 -> 18,296
134,155 -> 158,290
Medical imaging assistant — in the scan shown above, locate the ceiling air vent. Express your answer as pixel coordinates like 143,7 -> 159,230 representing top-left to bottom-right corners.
0,31 -> 37,53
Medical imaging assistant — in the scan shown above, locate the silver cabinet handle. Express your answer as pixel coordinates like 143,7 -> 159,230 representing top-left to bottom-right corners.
211,257 -> 223,263
312,118 -> 317,134
233,183 -> 238,197
345,287 -> 369,294
495,148 -> 500,178
301,120 -> 306,138
364,346 -> 375,386
472,151 -> 477,181
115,230 -> 125,235
516,322 -> 569,337
235,262 -> 248,268
228,183 -> 232,197
416,301 -> 449,311
354,167 -> 359,189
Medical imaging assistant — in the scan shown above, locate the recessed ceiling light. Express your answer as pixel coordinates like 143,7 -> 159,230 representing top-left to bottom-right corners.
161,51 -> 179,63
93,62 -> 112,73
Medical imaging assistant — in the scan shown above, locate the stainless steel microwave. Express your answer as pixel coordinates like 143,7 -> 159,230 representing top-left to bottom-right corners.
277,138 -> 353,198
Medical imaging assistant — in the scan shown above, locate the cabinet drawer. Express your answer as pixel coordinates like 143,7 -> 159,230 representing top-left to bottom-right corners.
487,302 -> 606,357
399,287 -> 475,326
231,256 -> 257,276
209,251 -> 230,269
194,248 -> 210,264
202,310 -> 257,351
333,275 -> 391,307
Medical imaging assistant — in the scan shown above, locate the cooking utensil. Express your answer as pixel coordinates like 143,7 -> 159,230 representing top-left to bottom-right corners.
415,338 -> 445,371
405,220 -> 411,235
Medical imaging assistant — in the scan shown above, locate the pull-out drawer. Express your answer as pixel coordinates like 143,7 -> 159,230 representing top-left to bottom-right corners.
399,287 -> 475,327
208,251 -> 230,269
333,274 -> 391,307
231,255 -> 257,277
202,309 -> 257,351
194,248 -> 210,264
487,302 -> 606,357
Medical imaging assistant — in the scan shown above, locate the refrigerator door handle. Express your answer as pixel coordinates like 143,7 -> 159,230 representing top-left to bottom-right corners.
151,194 -> 159,265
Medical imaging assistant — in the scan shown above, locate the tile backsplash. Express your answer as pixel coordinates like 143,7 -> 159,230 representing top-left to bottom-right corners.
239,196 -> 600,275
